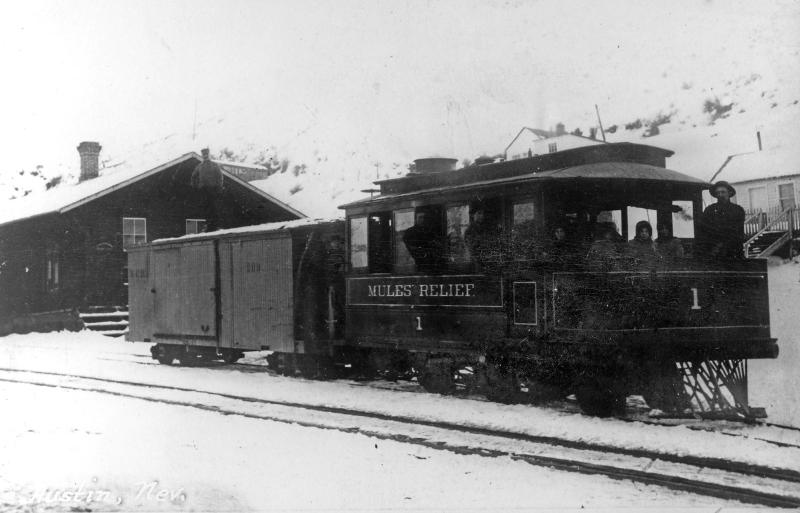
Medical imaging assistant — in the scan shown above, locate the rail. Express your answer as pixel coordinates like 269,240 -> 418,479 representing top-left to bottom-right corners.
2,367 -> 800,508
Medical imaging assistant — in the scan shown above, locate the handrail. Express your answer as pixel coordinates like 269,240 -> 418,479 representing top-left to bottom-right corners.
743,211 -> 765,237
743,207 -> 794,257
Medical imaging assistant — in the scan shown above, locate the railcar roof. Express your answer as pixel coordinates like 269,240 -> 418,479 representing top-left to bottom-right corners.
340,161 -> 710,209
149,217 -> 342,246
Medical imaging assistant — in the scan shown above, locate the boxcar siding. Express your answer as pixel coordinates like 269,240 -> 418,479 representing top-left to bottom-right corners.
220,236 -> 294,352
152,242 -> 217,342
126,248 -> 153,342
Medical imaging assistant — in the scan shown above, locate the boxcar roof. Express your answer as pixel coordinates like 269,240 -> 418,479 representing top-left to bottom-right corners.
150,217 -> 342,246
340,161 -> 710,210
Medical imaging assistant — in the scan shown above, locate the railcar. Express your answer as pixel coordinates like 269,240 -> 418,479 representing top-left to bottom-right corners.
128,142 -> 778,418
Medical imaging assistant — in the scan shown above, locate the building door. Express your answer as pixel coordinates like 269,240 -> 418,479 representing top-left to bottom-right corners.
779,183 -> 796,211
748,186 -> 767,213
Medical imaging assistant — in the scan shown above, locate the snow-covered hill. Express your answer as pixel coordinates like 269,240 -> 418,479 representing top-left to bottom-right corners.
2,1 -> 798,219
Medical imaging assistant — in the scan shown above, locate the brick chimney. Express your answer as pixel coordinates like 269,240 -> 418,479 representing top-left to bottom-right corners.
77,141 -> 102,182
555,123 -> 566,136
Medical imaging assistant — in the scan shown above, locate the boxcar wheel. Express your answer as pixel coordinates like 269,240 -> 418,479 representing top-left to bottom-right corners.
222,350 -> 243,364
152,344 -> 176,365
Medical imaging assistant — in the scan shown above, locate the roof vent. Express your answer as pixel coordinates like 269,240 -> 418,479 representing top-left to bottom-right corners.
410,157 -> 458,175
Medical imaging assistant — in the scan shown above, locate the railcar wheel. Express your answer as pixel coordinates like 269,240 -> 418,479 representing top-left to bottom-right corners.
418,359 -> 456,395
221,350 -> 244,364
484,364 -> 519,404
575,384 -> 626,417
151,344 -> 176,365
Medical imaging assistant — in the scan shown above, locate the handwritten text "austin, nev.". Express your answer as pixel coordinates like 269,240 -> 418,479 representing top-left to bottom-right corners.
367,283 -> 475,298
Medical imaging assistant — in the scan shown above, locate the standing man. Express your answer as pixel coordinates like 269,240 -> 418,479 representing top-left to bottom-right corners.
699,181 -> 746,259
191,148 -> 225,230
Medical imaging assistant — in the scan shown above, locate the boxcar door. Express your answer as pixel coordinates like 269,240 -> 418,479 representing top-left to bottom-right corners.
223,236 -> 294,352
152,241 -> 218,343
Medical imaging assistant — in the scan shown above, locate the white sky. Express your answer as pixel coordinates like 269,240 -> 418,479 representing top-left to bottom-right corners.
1,0 -> 798,176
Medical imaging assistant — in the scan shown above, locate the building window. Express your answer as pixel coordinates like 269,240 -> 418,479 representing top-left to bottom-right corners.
186,219 -> 207,234
122,217 -> 147,248
548,143 -> 558,153
46,251 -> 60,292
779,183 -> 796,211
748,187 -> 767,213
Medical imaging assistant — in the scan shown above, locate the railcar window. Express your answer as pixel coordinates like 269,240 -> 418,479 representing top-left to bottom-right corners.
368,212 -> 393,273
446,204 -> 471,266
349,216 -> 368,269
511,199 -> 537,260
393,209 -> 416,272
672,201 -> 694,238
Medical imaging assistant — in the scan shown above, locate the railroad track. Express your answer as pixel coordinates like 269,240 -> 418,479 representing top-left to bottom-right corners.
1,367 -> 799,508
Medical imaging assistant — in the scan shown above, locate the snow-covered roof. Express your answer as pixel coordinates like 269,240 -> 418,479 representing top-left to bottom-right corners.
151,217 -> 341,245
505,126 -> 608,154
711,146 -> 800,185
0,152 -> 303,227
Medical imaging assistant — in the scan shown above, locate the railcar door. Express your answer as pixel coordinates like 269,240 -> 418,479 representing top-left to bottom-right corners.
219,235 -> 294,352
152,241 -> 218,344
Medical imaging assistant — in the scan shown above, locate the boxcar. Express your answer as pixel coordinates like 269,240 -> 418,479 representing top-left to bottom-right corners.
127,219 -> 343,366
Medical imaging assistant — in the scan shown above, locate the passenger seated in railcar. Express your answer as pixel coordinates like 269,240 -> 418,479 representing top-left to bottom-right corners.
464,204 -> 501,271
626,220 -> 659,267
586,223 -> 624,272
541,224 -> 580,268
402,209 -> 446,273
655,222 -> 685,260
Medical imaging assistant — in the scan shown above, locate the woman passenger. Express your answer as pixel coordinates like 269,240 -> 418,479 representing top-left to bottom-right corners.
628,220 -> 658,266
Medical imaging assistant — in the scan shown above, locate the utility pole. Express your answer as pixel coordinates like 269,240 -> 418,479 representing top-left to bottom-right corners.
192,99 -> 198,142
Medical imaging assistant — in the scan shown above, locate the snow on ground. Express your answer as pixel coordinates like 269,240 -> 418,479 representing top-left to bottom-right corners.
1,298 -> 799,480
0,381 -> 729,512
750,260 -> 800,427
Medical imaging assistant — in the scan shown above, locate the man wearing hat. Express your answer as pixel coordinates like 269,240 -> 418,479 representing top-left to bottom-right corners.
698,181 -> 745,259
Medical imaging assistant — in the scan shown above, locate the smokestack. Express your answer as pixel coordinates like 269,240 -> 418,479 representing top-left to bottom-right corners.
757,131 -> 762,151
555,123 -> 566,136
77,141 -> 102,182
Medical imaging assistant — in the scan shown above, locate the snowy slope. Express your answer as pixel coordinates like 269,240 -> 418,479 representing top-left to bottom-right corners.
2,1 -> 797,218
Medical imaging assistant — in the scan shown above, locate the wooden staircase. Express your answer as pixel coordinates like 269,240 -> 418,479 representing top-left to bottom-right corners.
78,305 -> 129,337
743,208 -> 798,259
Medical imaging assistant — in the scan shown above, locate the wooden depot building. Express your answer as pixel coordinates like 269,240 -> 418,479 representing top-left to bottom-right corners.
0,141 -> 303,330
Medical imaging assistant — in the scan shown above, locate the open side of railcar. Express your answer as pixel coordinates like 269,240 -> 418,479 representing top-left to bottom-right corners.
339,143 -> 777,417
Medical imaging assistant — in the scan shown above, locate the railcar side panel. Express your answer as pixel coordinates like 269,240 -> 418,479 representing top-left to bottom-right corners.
152,241 -> 217,344
126,247 -> 154,342
219,235 -> 294,352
